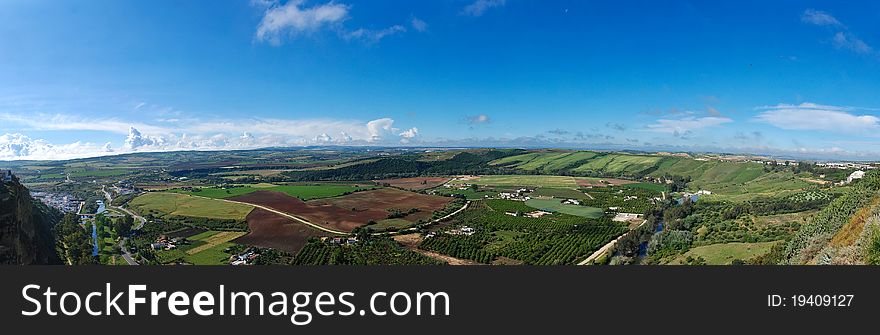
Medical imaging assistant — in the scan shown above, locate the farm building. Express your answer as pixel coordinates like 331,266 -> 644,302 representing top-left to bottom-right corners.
847,170 -> 865,184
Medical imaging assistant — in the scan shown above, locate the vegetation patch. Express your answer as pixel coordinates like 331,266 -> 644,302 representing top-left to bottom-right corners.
671,241 -> 779,265
524,198 -> 604,218
129,192 -> 253,221
171,184 -> 373,200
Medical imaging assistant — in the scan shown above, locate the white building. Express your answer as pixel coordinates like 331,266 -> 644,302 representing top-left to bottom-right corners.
847,170 -> 866,184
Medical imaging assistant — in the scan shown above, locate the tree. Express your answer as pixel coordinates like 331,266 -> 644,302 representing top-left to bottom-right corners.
114,215 -> 134,237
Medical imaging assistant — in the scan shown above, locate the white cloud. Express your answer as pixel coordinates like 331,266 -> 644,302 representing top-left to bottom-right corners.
398,127 -> 419,144
462,0 -> 506,17
314,133 -> 333,143
366,118 -> 397,141
124,127 -> 169,150
0,112 -> 168,135
754,102 -> 880,134
411,17 -> 428,32
255,0 -> 350,44
801,9 -> 874,57
345,25 -> 406,43
0,113 -> 421,160
646,116 -> 732,137
399,127 -> 419,139
832,32 -> 873,55
801,9 -> 842,27
0,133 -> 108,161
465,114 -> 491,125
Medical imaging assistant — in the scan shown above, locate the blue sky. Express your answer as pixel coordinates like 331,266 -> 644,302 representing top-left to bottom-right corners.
2,0 -> 880,160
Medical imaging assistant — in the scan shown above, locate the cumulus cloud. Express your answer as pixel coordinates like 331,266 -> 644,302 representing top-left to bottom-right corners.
801,9 -> 842,27
255,0 -> 350,44
124,127 -> 167,150
462,0 -> 506,17
646,116 -> 733,136
0,133 -> 108,161
754,102 -> 880,134
0,112 -> 421,160
366,118 -> 397,141
398,127 -> 419,144
314,133 -> 333,143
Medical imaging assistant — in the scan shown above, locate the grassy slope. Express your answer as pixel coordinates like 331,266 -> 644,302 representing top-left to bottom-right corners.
671,241 -> 779,265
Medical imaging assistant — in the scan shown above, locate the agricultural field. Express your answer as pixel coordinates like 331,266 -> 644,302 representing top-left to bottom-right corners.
450,175 -> 603,189
154,230 -> 248,265
490,151 -> 598,173
374,177 -> 451,190
230,188 -> 452,232
581,186 -> 660,213
524,198 -> 604,218
669,241 -> 779,265
530,187 -> 592,201
486,150 -> 813,202
129,192 -> 254,220
418,200 -> 626,265
571,154 -> 663,175
170,183 -> 374,200
233,208 -> 336,253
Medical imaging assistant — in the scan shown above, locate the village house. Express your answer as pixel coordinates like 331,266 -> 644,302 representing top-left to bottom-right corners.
847,170 -> 866,184
448,226 -> 476,236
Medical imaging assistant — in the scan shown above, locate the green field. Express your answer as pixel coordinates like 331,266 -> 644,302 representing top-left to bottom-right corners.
153,230 -> 244,265
524,198 -> 604,218
530,187 -> 592,201
129,192 -> 253,220
624,182 -> 667,193
67,168 -> 131,178
571,154 -> 662,174
183,242 -> 237,265
171,184 -> 371,200
671,241 -> 779,265
488,151 -> 810,201
368,218 -> 415,231
452,175 -> 599,189
432,187 -> 497,200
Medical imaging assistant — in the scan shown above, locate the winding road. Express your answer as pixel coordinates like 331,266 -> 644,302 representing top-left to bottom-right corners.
182,194 -> 471,237
102,186 -> 146,265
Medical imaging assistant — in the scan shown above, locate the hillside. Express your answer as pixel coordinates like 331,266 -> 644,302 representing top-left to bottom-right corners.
0,172 -> 61,264
489,151 -> 812,201
780,171 -> 880,265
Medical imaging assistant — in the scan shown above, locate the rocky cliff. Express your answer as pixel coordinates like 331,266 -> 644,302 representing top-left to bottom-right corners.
0,172 -> 60,264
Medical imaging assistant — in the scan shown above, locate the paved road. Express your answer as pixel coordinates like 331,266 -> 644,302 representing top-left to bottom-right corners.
183,194 -> 350,235
185,193 -> 471,237
102,186 -> 145,265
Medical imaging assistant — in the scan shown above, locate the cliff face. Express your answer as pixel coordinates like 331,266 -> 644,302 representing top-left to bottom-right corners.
0,174 -> 60,265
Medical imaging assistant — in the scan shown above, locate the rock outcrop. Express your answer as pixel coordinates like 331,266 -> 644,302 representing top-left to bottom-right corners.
0,171 -> 60,264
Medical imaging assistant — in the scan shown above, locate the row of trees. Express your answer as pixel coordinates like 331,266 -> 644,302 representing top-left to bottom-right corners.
292,236 -> 441,265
